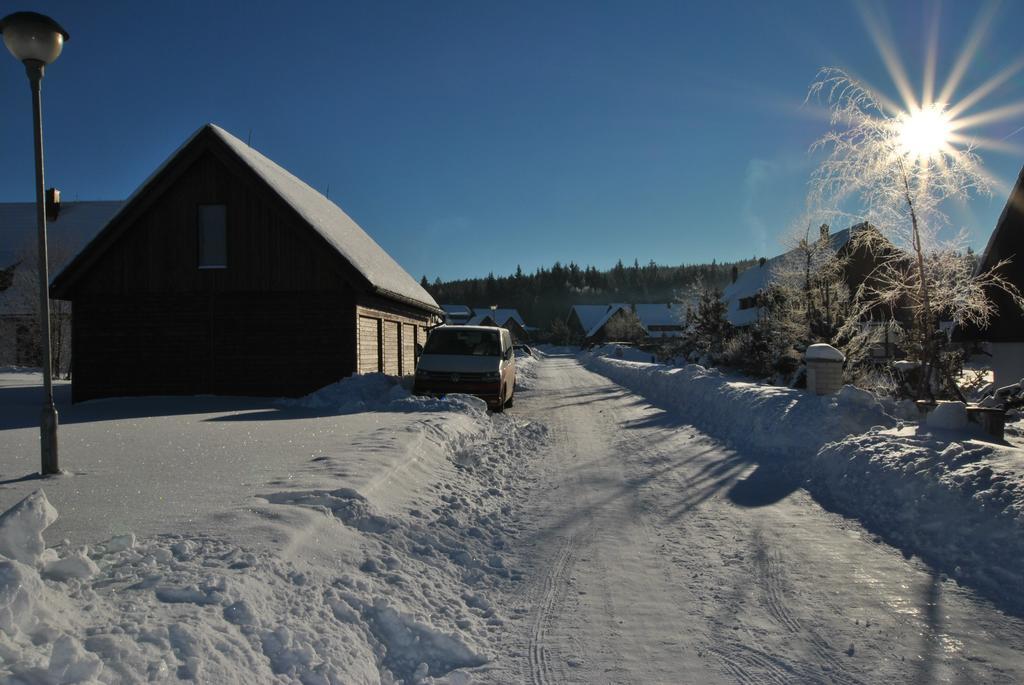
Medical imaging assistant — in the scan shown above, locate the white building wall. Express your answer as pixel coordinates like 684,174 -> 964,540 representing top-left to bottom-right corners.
990,342 -> 1024,387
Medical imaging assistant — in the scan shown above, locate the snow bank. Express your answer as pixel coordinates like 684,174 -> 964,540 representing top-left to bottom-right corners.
583,355 -> 892,463
282,372 -> 487,414
584,353 -> 1024,609
514,354 -> 539,391
811,431 -> 1024,609
0,395 -> 547,683
588,343 -> 658,365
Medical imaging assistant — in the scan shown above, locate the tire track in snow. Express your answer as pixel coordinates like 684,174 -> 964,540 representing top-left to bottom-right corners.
751,528 -> 866,685
527,533 -> 576,685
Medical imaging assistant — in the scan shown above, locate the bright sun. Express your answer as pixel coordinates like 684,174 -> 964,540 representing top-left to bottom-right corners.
896,103 -> 952,160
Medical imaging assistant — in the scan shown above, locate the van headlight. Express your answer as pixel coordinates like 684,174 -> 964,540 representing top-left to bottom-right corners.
481,371 -> 500,382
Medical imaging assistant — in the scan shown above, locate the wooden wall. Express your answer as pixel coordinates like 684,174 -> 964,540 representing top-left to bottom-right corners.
355,302 -> 429,379
66,151 -> 352,297
71,292 -> 357,401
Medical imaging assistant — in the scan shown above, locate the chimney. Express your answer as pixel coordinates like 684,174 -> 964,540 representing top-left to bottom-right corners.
819,223 -> 829,243
45,188 -> 61,222
731,265 -> 738,283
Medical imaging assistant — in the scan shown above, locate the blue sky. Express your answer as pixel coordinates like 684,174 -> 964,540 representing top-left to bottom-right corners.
2,1 -> 1023,281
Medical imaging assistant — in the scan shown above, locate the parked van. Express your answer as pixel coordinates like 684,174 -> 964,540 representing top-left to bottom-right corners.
413,325 -> 516,411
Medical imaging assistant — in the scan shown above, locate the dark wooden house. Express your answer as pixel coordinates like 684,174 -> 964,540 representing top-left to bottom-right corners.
956,165 -> 1024,384
51,124 -> 441,402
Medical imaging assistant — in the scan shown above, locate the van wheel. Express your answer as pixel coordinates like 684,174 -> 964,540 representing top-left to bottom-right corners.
493,387 -> 506,413
505,393 -> 514,409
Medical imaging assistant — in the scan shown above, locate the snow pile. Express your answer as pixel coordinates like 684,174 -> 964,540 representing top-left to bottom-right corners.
926,400 -> 968,431
584,354 -> 1024,608
0,491 -> 105,683
0,390 -> 547,682
588,344 -> 657,365
811,430 -> 1024,609
282,372 -> 487,415
514,353 -> 539,391
583,355 -> 892,462
805,343 -> 845,362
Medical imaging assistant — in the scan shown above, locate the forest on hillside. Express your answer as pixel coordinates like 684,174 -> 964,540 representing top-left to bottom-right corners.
422,258 -> 760,329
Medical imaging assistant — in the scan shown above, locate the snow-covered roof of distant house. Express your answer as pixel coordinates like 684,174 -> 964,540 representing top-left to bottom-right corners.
586,304 -> 630,338
1,200 -> 125,316
441,304 -> 472,317
0,200 -> 124,270
467,308 -> 525,327
634,303 -> 685,328
568,304 -> 612,334
52,124 -> 440,313
721,226 -> 858,326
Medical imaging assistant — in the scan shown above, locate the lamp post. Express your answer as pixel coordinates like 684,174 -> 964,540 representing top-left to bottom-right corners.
0,11 -> 69,476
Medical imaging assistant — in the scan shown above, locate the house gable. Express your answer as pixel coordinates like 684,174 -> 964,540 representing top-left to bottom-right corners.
52,124 -> 439,314
52,146 -> 354,297
959,165 -> 1024,342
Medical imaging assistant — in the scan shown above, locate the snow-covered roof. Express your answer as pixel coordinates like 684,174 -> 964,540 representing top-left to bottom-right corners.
1,200 -> 125,316
568,304 -> 612,334
468,308 -> 525,327
721,226 -> 856,326
52,124 -> 439,313
210,125 -> 438,312
586,304 -> 629,338
0,201 -> 124,271
634,303 -> 685,328
441,304 -> 472,317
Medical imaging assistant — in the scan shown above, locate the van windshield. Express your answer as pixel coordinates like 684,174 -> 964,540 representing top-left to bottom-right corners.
424,329 -> 501,356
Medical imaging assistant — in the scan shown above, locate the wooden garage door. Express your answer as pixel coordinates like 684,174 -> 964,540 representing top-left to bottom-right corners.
382,320 -> 400,376
358,316 -> 380,374
402,323 -> 416,375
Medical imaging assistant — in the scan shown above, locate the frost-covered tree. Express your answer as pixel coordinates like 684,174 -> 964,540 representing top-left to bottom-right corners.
808,68 -> 1024,398
548,318 -> 573,346
773,222 -> 851,342
688,286 -> 731,360
5,237 -> 75,378
604,309 -> 646,343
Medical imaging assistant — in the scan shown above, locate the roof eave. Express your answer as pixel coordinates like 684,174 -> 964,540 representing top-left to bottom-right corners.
372,285 -> 443,315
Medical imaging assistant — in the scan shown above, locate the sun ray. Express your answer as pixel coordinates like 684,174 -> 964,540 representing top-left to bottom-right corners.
936,0 -> 999,105
949,100 -> 1024,131
922,4 -> 940,107
945,56 -> 1024,120
857,1 -> 918,112
948,132 -> 1024,155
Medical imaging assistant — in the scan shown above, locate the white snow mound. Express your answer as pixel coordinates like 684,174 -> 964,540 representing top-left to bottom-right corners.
0,490 -> 58,565
805,343 -> 845,362
282,372 -> 488,415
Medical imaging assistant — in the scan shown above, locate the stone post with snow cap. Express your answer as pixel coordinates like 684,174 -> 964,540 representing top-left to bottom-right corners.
805,343 -> 845,395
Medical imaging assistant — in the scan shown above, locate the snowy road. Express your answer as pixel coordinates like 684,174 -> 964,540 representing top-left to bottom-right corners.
480,352 -> 1024,684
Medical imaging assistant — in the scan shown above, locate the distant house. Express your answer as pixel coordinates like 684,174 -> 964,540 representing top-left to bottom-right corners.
468,307 -> 529,341
576,304 -> 632,343
566,304 -> 612,340
721,223 -> 884,327
635,303 -> 686,338
51,124 -> 441,402
566,303 -> 683,343
441,304 -> 473,325
0,194 -> 124,369
956,166 -> 1024,384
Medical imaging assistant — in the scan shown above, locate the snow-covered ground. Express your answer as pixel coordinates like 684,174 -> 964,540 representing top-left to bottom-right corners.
4,353 -> 1024,683
479,351 -> 1024,683
583,351 -> 1024,614
0,372 -> 545,683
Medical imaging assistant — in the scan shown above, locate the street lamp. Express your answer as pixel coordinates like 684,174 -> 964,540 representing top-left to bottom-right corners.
1,11 -> 69,476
